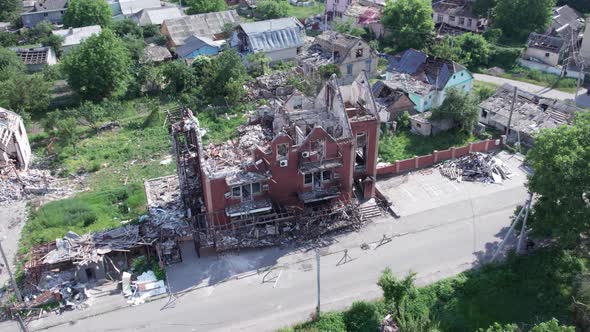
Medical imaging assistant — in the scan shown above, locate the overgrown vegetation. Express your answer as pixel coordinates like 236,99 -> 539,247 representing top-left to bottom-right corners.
283,249 -> 585,331
379,129 -> 481,163
131,256 -> 166,281
499,67 -> 578,93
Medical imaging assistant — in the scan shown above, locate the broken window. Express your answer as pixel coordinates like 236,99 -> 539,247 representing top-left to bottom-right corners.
458,17 -> 465,25
242,185 -> 251,201
232,186 -> 241,198
416,123 -> 422,128
347,64 -> 353,76
355,132 -> 368,170
482,110 -> 488,118
334,51 -> 340,59
326,126 -> 334,136
334,125 -> 343,138
449,16 -> 455,22
313,172 -> 322,189
322,170 -> 332,182
467,18 -> 473,27
437,15 -> 443,22
277,143 -> 289,160
252,183 -> 261,194
304,173 -> 313,185
356,48 -> 363,58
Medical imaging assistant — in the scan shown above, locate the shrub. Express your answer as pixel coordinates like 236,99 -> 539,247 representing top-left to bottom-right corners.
488,46 -> 521,69
343,301 -> 381,332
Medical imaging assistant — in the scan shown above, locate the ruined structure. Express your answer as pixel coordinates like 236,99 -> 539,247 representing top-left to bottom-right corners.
170,72 -> 382,254
0,107 -> 31,170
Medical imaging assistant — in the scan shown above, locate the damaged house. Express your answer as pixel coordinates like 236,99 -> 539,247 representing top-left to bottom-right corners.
432,0 -> 488,36
371,80 -> 417,126
160,10 -> 240,47
231,17 -> 306,63
170,72 -> 381,254
479,84 -> 586,147
384,49 -> 474,112
298,31 -> 379,85
0,107 -> 31,170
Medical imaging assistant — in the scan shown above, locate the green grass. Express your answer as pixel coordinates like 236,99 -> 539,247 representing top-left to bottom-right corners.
474,80 -> 500,90
196,106 -> 250,145
378,129 -> 483,163
283,249 -> 587,331
499,66 -> 578,93
286,1 -> 325,19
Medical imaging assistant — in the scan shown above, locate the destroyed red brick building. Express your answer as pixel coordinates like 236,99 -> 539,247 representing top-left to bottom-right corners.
170,72 -> 381,253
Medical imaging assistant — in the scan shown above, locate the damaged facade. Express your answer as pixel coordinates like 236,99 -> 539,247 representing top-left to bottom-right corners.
0,107 -> 31,170
478,84 -> 586,146
170,72 -> 381,254
299,31 -> 379,85
433,0 -> 488,36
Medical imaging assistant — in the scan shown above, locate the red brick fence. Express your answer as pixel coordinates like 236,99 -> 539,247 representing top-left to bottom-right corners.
376,135 -> 507,176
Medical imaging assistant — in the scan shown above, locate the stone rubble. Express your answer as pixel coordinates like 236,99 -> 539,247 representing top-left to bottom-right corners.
438,152 -> 513,183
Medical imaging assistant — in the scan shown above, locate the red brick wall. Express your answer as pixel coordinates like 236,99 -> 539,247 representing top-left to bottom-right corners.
376,136 -> 506,176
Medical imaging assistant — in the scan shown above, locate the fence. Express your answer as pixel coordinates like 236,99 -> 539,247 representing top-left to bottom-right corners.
376,135 -> 506,176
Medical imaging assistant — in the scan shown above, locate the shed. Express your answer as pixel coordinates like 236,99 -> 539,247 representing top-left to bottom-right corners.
176,35 -> 224,59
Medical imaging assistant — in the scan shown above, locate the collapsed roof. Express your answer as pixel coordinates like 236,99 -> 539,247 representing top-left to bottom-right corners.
236,17 -> 305,53
162,10 -> 240,46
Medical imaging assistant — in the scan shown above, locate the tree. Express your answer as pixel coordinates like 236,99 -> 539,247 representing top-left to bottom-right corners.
429,37 -> 461,62
318,64 -> 342,80
162,60 -> 198,94
0,0 -> 20,22
112,19 -> 143,38
0,72 -> 52,115
40,34 -> 65,57
333,20 -> 366,37
381,0 -> 433,51
246,52 -> 271,77
63,0 -> 112,28
191,55 -> 214,80
431,88 -> 479,132
530,319 -> 575,332
56,117 -> 80,154
205,48 -> 247,104
483,28 -> 502,44
378,268 -> 417,317
525,113 -> 590,248
186,0 -> 226,15
455,33 -> 491,69
342,301 -> 381,332
473,0 -> 496,16
0,32 -> 18,47
493,0 -> 553,42
255,0 -> 289,20
24,21 -> 54,43
76,101 -> 106,132
62,29 -> 132,101
0,47 -> 25,73
556,0 -> 590,14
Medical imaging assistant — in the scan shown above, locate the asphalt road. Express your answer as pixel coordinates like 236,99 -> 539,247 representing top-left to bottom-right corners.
12,178 -> 527,332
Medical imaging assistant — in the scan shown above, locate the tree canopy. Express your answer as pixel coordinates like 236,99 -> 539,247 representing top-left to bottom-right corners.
255,0 -> 290,20
0,0 -> 20,22
62,29 -> 132,101
556,0 -> 590,14
381,0 -> 433,51
0,47 -> 25,73
493,0 -> 553,42
431,88 -> 479,132
186,0 -> 227,15
63,0 -> 112,28
333,20 -> 366,37
526,112 -> 590,248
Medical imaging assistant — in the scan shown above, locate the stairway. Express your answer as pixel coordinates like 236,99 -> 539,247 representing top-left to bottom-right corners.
359,200 -> 382,221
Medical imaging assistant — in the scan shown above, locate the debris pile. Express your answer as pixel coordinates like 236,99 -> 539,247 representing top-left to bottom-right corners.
438,152 -> 513,183
245,69 -> 298,101
0,167 -> 74,205
125,270 -> 167,306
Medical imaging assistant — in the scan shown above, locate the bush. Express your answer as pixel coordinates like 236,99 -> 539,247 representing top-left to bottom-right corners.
343,301 -> 381,332
488,46 -> 521,69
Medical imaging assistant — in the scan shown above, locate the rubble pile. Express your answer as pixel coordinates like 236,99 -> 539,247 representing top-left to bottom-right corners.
438,152 -> 513,183
0,168 -> 73,205
246,69 -> 298,101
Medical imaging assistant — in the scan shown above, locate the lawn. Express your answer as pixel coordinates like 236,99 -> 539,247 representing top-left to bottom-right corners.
378,129 -> 484,163
283,249 -> 587,331
20,99 -> 248,253
286,1 -> 325,19
498,66 -> 578,93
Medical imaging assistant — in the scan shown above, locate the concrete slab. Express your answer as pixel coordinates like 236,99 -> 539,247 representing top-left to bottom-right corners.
376,151 -> 528,217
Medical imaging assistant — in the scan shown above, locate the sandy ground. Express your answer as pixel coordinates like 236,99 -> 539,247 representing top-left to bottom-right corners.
0,201 -> 27,287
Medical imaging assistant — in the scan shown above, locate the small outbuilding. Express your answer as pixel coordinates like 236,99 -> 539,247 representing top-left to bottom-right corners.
410,112 -> 454,136
13,46 -> 57,72
176,35 -> 224,59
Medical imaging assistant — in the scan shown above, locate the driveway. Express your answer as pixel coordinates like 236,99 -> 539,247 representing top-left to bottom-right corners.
474,73 -> 582,101
2,153 -> 530,332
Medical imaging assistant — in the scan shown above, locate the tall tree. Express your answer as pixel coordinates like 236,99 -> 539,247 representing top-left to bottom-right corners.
455,33 -> 491,69
431,88 -> 480,132
61,29 -> 132,101
0,0 -> 20,22
63,0 -> 112,28
333,20 -> 366,37
162,60 -> 198,94
0,47 -> 25,74
0,72 -> 52,115
186,0 -> 227,15
246,52 -> 271,77
205,48 -> 247,105
381,0 -> 433,51
493,0 -> 554,42
473,0 -> 496,16
526,112 -> 590,248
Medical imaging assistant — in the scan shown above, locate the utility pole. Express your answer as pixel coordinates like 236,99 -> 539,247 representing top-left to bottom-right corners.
491,198 -> 528,262
516,192 -> 533,254
0,241 -> 22,303
505,86 -> 518,137
315,248 -> 321,319
576,62 -> 584,100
